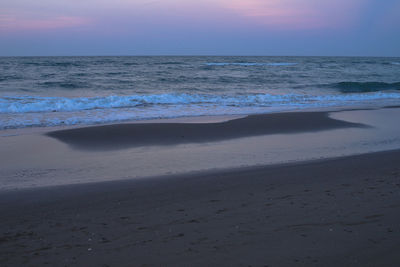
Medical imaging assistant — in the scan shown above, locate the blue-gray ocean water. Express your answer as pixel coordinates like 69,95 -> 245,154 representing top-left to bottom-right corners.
1,56 -> 400,129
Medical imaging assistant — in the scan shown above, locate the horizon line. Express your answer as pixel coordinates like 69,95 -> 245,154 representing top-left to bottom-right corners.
1,54 -> 399,58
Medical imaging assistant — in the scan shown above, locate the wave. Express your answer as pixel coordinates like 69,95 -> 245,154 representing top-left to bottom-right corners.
2,92 -> 400,114
23,61 -> 83,67
330,82 -> 400,93
123,62 -> 139,66
2,92 -> 400,129
159,62 -> 186,65
0,74 -> 23,82
391,62 -> 400,65
39,81 -> 90,89
205,62 -> 298,66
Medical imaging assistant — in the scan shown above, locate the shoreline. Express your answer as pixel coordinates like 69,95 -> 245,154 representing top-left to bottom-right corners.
0,103 -> 396,137
1,106 -> 400,191
1,149 -> 400,266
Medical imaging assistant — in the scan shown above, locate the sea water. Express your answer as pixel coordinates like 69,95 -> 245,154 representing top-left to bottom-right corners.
1,56 -> 399,129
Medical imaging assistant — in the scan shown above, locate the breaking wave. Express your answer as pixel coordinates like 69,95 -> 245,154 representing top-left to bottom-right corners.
2,92 -> 400,114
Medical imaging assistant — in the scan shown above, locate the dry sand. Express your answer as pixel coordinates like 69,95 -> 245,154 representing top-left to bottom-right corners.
0,150 -> 400,266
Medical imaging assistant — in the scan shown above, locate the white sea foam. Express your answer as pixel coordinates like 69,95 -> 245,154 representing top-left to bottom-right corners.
1,92 -> 400,129
265,63 -> 298,66
205,62 -> 298,66
2,92 -> 400,114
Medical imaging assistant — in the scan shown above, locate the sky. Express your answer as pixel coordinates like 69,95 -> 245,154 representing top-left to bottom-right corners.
0,0 -> 399,56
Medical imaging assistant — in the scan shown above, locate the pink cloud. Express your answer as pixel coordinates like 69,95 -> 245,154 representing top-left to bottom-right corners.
218,0 -> 364,30
0,14 -> 91,32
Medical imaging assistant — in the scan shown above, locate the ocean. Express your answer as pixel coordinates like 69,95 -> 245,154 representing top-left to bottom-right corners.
1,56 -> 399,130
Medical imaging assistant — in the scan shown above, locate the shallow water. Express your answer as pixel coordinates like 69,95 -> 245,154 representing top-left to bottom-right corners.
1,56 -> 400,129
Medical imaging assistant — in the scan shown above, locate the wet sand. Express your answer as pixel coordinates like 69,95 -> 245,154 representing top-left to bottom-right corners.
46,111 -> 367,150
1,150 -> 400,266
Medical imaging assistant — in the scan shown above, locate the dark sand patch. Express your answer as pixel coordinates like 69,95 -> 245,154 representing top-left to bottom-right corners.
46,111 -> 368,150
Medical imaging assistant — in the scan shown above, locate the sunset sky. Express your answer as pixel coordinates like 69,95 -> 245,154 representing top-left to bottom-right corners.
1,0 -> 399,56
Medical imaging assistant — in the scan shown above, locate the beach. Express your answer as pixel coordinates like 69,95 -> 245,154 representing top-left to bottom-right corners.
1,107 -> 400,266
1,0 -> 400,263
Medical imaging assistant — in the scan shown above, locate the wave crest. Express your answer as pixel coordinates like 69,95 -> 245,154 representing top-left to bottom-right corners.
2,92 -> 400,114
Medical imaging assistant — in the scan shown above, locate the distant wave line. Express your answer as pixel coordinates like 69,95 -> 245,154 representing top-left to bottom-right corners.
205,62 -> 298,66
